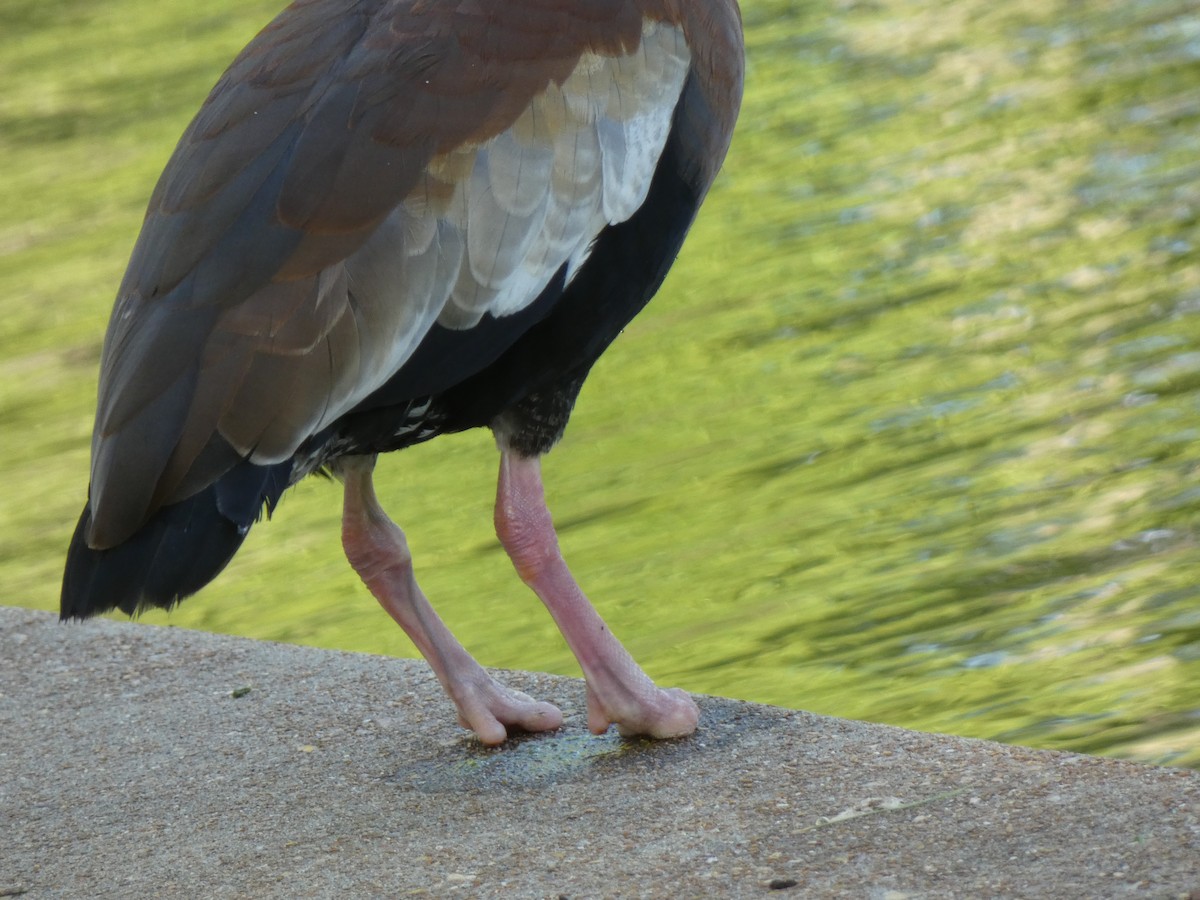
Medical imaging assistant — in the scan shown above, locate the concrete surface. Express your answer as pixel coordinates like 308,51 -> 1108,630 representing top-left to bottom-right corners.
1,606 -> 1197,898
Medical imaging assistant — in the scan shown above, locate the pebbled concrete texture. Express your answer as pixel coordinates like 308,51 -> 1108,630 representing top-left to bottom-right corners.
1,606 -> 1197,898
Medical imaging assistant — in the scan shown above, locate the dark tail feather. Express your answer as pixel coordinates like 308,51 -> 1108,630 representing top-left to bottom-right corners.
61,459 -> 292,620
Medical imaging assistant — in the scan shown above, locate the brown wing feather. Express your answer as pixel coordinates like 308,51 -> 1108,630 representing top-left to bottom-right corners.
87,0 -> 725,550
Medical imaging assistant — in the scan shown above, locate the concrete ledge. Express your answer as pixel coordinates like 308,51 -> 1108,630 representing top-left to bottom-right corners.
2,606 -> 1197,898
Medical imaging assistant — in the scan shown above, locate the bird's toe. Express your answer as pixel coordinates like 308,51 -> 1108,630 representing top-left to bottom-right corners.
454,678 -> 564,745
587,683 -> 700,740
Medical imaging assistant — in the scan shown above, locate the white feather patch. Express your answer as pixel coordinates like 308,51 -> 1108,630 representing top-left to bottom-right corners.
303,21 -> 691,435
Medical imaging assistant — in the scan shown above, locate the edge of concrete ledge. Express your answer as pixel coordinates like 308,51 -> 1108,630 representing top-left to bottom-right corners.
2,605 -> 1197,898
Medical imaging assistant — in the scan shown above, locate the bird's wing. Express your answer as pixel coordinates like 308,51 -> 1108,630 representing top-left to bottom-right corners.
87,0 -> 694,549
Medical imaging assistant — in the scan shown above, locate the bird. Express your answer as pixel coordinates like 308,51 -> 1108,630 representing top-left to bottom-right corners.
61,0 -> 744,746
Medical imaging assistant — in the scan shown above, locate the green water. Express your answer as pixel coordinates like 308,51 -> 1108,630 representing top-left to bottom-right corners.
2,0 -> 1197,766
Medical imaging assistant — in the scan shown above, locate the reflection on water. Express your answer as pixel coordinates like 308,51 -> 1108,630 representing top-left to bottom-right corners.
654,0 -> 1200,766
0,0 -> 1196,766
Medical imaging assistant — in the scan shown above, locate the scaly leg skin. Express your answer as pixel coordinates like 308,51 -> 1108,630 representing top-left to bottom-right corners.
494,450 -> 700,739
340,455 -> 563,745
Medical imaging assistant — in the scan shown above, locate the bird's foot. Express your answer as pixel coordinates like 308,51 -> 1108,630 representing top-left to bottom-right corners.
493,451 -> 701,741
450,673 -> 564,746
586,681 -> 700,740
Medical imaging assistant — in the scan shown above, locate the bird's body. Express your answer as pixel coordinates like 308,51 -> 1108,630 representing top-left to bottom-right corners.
63,0 -> 743,743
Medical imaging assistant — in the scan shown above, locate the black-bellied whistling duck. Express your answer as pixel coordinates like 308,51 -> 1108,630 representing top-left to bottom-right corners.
62,0 -> 744,745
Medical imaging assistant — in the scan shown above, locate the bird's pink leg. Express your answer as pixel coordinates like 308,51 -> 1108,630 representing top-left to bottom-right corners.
340,456 -> 563,745
494,451 -> 700,739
